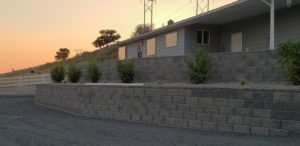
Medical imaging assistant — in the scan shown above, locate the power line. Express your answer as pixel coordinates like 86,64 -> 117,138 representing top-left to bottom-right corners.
113,3 -> 142,30
112,0 -> 219,39
172,5 -> 194,21
117,10 -> 143,32
157,0 -> 183,6
191,0 -> 214,16
156,2 -> 191,24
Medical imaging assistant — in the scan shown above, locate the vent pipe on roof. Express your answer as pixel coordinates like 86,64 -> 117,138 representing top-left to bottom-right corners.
168,20 -> 174,25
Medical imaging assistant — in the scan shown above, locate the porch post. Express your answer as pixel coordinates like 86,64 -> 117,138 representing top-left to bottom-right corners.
270,0 -> 275,50
261,0 -> 275,50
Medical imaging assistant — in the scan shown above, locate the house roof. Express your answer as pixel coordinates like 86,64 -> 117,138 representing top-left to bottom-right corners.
118,0 -> 300,46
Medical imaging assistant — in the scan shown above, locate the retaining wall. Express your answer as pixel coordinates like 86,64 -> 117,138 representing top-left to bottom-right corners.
0,86 -> 36,96
87,50 -> 286,83
35,84 -> 300,137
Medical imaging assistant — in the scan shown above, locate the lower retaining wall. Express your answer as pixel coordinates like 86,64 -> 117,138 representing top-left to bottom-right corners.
35,84 -> 300,137
0,86 -> 36,96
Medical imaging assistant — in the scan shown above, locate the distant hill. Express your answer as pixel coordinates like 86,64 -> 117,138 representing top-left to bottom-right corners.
0,46 -> 118,78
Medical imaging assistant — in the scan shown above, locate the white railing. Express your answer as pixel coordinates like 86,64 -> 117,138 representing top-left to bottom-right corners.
0,74 -> 52,88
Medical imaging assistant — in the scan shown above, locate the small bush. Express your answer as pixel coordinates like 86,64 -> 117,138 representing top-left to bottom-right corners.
67,64 -> 82,83
186,49 -> 212,84
240,80 -> 247,86
117,59 -> 135,83
278,40 -> 300,85
50,66 -> 65,83
88,62 -> 101,83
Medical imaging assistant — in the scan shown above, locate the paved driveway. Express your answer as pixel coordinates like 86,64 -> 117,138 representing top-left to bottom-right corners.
0,97 -> 299,146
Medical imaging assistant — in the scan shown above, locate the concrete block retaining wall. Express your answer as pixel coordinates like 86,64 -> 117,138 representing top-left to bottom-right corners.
91,50 -> 285,83
36,84 -> 300,137
0,86 -> 36,96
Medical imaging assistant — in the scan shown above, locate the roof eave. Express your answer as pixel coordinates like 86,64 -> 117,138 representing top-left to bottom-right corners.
118,0 -> 248,46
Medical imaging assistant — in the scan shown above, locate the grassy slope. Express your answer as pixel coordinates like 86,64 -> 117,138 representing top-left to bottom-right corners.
0,46 -> 117,77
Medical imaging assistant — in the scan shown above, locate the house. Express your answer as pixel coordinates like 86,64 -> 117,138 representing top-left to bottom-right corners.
118,0 -> 300,60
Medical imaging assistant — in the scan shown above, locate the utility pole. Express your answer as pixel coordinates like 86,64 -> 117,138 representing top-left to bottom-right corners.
196,0 -> 199,16
192,0 -> 212,16
143,0 -> 156,32
75,49 -> 83,56
207,0 -> 209,12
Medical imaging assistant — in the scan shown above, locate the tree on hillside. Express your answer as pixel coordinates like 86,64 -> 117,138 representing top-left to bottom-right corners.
93,29 -> 121,49
131,24 -> 153,38
55,48 -> 70,61
92,37 -> 105,49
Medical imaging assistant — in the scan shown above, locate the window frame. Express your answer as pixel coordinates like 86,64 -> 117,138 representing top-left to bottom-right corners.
197,30 -> 211,45
165,31 -> 178,48
147,38 -> 156,56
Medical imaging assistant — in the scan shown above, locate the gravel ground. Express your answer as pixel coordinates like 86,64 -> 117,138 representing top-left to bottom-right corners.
0,97 -> 299,146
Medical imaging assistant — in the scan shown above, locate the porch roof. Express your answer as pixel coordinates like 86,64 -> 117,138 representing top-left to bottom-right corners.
118,0 -> 300,46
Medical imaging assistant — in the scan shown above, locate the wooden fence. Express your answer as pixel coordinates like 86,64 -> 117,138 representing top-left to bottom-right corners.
0,74 -> 51,88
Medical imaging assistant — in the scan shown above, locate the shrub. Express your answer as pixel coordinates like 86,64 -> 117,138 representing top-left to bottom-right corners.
67,64 -> 82,83
117,59 -> 135,83
50,66 -> 65,83
186,49 -> 212,84
240,80 -> 247,86
88,62 -> 101,83
278,40 -> 300,85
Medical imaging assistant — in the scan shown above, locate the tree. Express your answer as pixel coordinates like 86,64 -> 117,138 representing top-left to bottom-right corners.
92,37 -> 105,49
55,48 -> 70,61
131,24 -> 152,38
93,29 -> 121,49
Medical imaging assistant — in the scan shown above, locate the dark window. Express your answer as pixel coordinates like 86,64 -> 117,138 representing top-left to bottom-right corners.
197,31 -> 203,44
197,30 -> 210,45
203,31 -> 210,44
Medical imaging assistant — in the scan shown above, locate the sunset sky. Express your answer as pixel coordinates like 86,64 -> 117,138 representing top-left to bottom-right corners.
0,0 -> 236,73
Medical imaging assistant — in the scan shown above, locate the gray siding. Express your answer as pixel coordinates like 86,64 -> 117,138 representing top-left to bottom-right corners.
155,28 -> 185,57
124,5 -> 300,58
220,5 -> 300,52
126,42 -> 138,59
124,28 -> 185,59
125,41 -> 147,59
185,24 -> 221,56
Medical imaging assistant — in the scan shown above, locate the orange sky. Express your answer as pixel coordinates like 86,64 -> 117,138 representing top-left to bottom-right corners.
0,0 -> 236,74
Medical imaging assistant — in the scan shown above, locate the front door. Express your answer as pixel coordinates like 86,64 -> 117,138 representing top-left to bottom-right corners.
231,32 -> 243,52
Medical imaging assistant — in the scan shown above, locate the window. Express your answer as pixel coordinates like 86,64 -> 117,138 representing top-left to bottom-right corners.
166,31 -> 177,48
147,38 -> 156,56
118,46 -> 126,60
231,32 -> 243,52
197,30 -> 210,45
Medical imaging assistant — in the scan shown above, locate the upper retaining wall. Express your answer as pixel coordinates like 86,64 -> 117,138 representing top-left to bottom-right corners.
84,51 -> 285,83
35,84 -> 300,137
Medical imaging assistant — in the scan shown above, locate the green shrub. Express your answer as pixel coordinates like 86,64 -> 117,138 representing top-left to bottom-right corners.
67,64 -> 82,83
117,59 -> 135,83
88,62 -> 101,83
186,49 -> 212,84
50,66 -> 65,83
278,40 -> 300,85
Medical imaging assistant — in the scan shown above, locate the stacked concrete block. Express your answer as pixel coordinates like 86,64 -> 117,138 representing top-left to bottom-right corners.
36,84 -> 300,137
79,51 -> 286,83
